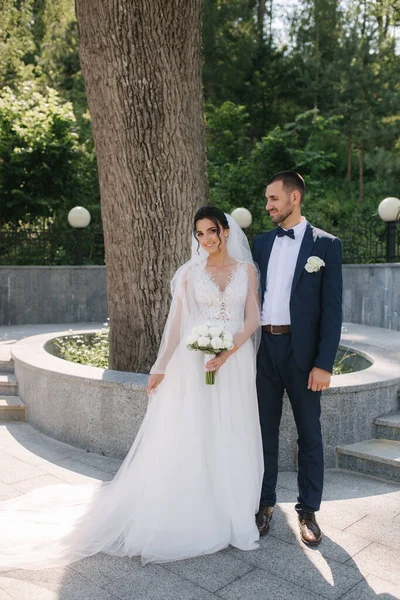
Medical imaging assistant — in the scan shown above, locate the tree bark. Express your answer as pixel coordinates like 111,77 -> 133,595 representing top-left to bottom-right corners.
258,0 -> 266,29
347,131 -> 352,181
75,0 -> 208,372
359,138 -> 364,205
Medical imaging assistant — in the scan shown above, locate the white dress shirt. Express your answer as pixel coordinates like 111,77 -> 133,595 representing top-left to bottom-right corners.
261,217 -> 308,326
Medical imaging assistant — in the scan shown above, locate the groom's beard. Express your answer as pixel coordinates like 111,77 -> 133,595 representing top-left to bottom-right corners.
269,204 -> 294,224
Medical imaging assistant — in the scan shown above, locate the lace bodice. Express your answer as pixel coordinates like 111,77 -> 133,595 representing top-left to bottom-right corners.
192,261 -> 249,325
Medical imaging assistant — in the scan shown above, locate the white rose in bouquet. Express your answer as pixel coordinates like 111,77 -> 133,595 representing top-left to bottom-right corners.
211,336 -> 223,351
223,331 -> 233,342
209,326 -> 223,337
223,339 -> 234,350
196,325 -> 210,337
185,332 -> 199,346
198,336 -> 211,348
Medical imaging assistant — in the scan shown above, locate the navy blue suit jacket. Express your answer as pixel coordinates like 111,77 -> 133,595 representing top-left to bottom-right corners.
252,222 -> 343,373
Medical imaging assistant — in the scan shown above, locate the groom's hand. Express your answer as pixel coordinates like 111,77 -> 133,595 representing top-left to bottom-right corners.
308,367 -> 331,392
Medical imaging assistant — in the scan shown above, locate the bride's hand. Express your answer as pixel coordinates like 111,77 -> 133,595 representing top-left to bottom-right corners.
147,374 -> 164,396
205,349 -> 235,375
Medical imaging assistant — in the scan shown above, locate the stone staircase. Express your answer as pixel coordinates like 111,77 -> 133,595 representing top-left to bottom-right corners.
0,352 -> 26,422
337,396 -> 400,482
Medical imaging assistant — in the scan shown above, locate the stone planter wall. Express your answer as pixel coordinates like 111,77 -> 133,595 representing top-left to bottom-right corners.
11,324 -> 400,470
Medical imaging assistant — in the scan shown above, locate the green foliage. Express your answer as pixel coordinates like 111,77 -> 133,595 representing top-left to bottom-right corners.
53,325 -> 109,369
0,81 -> 98,225
0,0 -> 400,263
54,325 -> 353,375
0,0 -> 36,86
208,107 -> 343,233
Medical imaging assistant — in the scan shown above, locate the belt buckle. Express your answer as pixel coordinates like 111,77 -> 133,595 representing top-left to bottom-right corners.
270,325 -> 282,335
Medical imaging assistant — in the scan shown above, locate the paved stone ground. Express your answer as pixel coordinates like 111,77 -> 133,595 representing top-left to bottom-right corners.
0,422 -> 399,600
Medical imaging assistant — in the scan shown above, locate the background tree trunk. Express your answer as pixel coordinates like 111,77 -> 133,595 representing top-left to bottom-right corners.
347,131 -> 352,181
75,0 -> 208,372
359,139 -> 364,205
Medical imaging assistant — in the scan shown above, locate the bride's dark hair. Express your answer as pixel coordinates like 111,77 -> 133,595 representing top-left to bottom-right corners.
193,206 -> 229,254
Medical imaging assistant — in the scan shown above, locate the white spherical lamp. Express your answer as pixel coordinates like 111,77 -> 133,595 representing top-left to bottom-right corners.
68,206 -> 91,229
231,207 -> 252,229
378,197 -> 400,222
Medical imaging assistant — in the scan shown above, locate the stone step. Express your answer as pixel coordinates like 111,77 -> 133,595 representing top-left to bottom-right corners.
0,359 -> 14,374
0,373 -> 18,395
0,396 -> 26,422
374,412 -> 400,442
337,439 -> 400,483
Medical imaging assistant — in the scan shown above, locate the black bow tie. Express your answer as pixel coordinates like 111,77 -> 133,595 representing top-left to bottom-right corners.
276,226 -> 295,240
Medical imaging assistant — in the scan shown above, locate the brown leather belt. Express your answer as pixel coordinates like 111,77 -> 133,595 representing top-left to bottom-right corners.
262,324 -> 291,335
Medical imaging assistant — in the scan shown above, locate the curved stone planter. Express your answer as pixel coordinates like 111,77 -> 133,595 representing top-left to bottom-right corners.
11,323 -> 400,469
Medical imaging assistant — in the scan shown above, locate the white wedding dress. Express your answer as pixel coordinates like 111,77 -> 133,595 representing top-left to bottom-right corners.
0,251 -> 263,569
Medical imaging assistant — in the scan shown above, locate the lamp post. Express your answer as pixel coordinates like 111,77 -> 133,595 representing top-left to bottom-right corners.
378,197 -> 400,263
67,206 -> 91,265
231,207 -> 252,229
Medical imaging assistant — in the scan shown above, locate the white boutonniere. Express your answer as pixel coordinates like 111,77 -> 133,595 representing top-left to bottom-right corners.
305,256 -> 325,273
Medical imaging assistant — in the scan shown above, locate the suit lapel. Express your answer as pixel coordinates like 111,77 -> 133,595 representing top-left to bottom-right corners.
261,230 -> 277,297
290,223 -> 317,296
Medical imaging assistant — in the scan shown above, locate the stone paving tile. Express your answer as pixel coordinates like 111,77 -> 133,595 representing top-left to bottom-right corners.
216,567 -> 324,600
0,480 -> 22,501
340,574 -> 400,599
0,454 -> 46,485
163,548 -> 253,593
322,469 -> 400,501
344,514 -> 400,550
262,506 -> 372,564
43,457 -> 112,485
310,525 -> 372,564
276,471 -> 297,491
0,567 -> 115,600
0,424 -> 80,457
230,536 -> 364,599
317,502 -> 371,532
72,452 -> 122,476
0,443 -> 71,467
350,542 -> 400,586
102,562 -> 217,600
275,487 -> 372,532
13,474 -> 65,494
264,503 -> 299,545
69,553 -> 140,587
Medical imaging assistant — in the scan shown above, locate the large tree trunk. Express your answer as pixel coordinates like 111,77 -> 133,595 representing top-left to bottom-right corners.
347,131 -> 352,181
359,139 -> 364,205
75,0 -> 208,372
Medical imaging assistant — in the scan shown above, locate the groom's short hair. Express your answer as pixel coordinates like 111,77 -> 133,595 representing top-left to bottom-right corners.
267,171 -> 306,203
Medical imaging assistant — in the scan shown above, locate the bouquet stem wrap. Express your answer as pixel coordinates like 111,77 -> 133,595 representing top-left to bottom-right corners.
204,353 -> 216,385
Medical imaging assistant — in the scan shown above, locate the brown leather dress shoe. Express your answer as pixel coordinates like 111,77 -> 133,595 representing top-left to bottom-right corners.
255,506 -> 274,535
298,511 -> 322,546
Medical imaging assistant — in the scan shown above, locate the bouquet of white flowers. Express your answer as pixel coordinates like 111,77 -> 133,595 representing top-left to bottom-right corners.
186,324 -> 235,385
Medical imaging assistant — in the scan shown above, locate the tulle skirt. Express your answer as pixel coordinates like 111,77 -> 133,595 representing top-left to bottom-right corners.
0,340 -> 263,569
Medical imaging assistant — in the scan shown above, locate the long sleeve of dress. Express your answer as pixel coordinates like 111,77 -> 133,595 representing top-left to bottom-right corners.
232,263 -> 261,350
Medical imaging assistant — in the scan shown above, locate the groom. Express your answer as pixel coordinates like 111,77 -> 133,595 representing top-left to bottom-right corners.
252,171 -> 342,546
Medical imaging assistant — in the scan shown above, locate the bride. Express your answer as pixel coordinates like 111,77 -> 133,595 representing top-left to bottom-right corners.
0,206 -> 263,569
